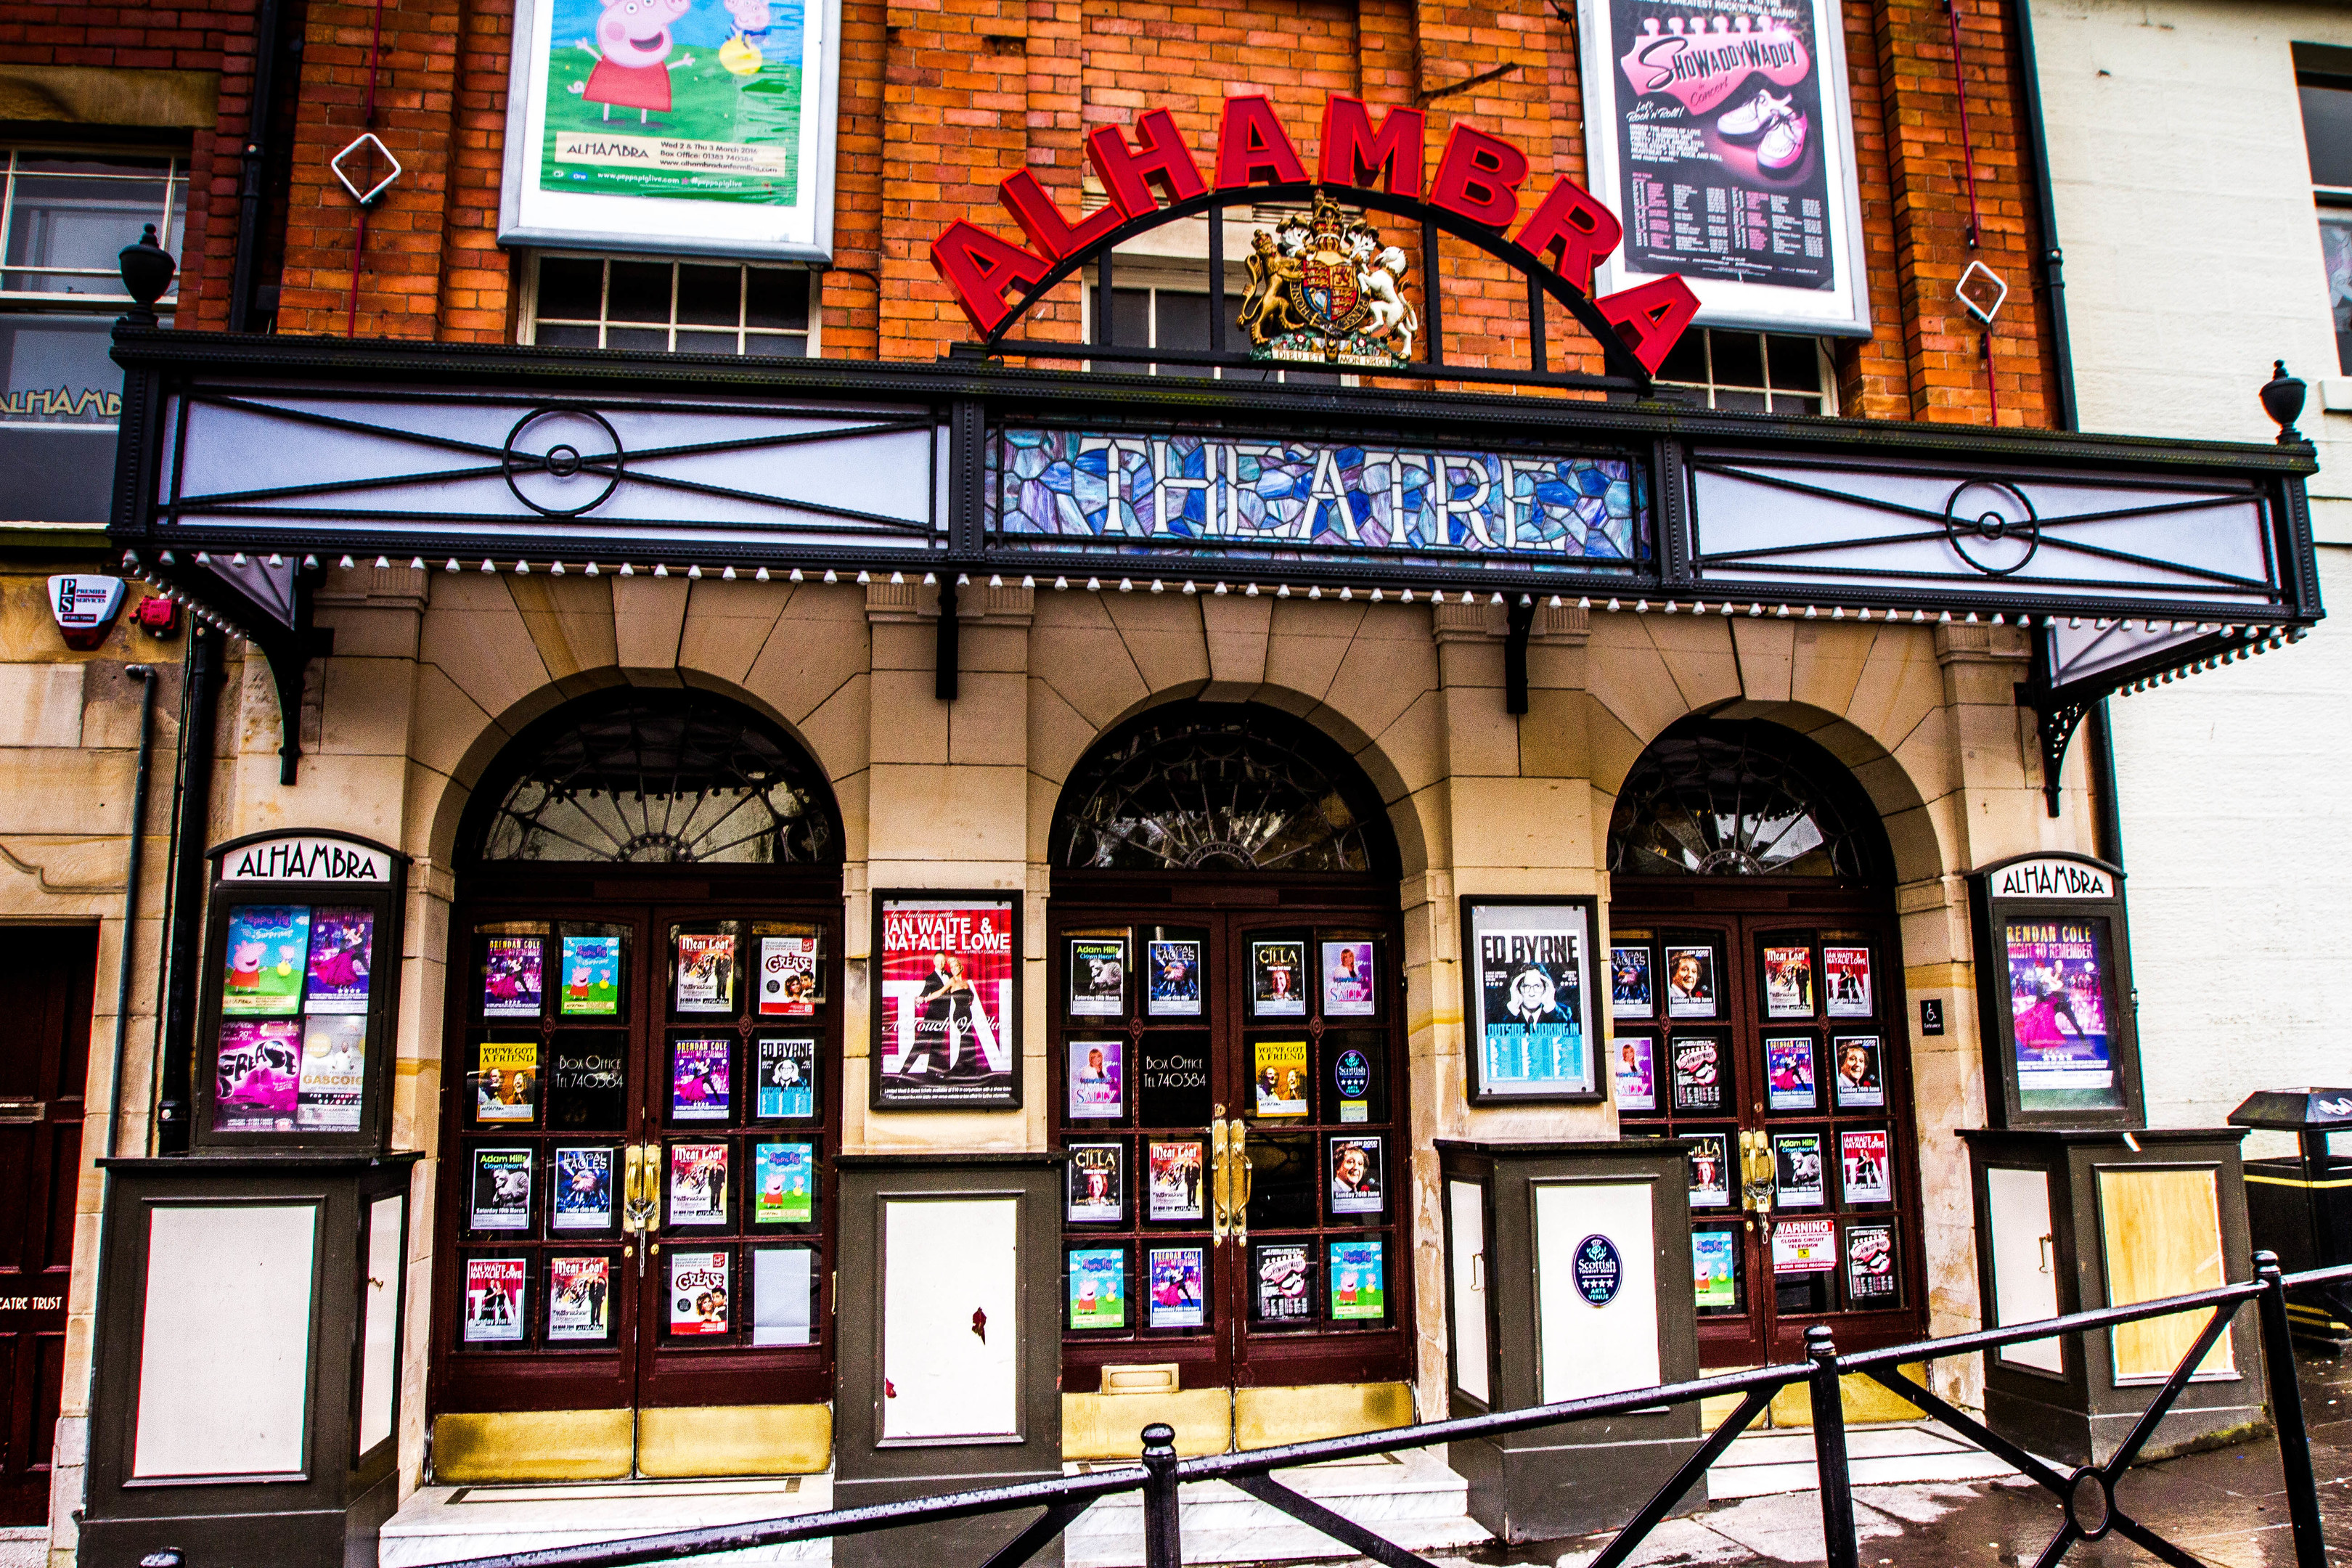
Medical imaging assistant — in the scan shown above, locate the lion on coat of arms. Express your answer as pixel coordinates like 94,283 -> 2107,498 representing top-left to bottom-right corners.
1241,191 -> 1419,367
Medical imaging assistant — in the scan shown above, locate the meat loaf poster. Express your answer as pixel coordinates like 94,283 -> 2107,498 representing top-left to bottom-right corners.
875,894 -> 1019,1109
1580,0 -> 1868,335
499,0 -> 838,258
1464,899 -> 1596,1101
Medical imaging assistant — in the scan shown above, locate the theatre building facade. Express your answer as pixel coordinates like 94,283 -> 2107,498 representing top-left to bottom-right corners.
4,1 -> 2330,1559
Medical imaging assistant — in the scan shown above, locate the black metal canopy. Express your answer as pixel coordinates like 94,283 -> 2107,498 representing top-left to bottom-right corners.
106,326 -> 2322,799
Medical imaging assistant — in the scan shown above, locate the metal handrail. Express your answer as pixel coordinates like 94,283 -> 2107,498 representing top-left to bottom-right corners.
425,1254 -> 2352,1568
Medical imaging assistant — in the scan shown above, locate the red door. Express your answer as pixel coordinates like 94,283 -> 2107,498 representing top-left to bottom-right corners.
0,929 -> 96,1524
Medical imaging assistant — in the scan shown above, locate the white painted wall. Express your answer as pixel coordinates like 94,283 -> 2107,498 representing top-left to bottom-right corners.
2037,0 -> 2352,1148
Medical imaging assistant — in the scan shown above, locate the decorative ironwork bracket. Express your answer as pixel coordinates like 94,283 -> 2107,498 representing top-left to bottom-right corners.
1503,594 -> 1536,716
936,573 -> 960,703
2025,682 -> 2096,820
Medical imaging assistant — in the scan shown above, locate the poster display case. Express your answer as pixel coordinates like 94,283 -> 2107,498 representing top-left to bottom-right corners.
192,830 -> 410,1154
1459,897 -> 1603,1104
1967,853 -> 2145,1131
870,891 -> 1022,1111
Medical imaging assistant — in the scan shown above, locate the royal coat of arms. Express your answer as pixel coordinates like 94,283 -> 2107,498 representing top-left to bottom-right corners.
1240,191 -> 1420,369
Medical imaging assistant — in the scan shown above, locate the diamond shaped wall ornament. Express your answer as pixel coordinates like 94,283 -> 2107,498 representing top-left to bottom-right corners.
1956,259 -> 2008,326
331,134 -> 402,208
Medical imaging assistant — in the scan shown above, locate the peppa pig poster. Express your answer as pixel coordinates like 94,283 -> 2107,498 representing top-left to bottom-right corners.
502,0 -> 834,257
221,906 -> 312,1017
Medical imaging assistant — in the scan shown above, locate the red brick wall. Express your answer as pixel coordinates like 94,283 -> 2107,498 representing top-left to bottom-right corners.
236,0 -> 2055,424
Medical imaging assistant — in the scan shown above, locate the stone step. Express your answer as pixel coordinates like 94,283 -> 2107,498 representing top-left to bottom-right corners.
1064,1449 -> 1487,1567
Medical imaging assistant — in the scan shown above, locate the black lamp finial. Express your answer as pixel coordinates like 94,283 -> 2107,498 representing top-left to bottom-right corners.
118,224 -> 176,326
2260,359 -> 2308,446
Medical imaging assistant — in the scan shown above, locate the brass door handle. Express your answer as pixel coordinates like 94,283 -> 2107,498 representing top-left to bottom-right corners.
1207,1110 -> 1231,1244
1233,1147 -> 1252,1245
624,1143 -> 659,1232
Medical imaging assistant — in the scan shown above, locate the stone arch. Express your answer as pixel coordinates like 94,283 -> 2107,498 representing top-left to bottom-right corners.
1029,680 -> 1436,883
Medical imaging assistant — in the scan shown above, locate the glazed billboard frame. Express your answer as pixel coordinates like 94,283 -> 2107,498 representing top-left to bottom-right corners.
1577,0 -> 1871,337
497,0 -> 841,259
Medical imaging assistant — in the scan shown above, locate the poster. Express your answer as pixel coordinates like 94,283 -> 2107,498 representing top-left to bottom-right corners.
554,1146 -> 615,1228
875,897 -> 1018,1109
756,935 -> 818,1016
222,906 -> 311,1016
1765,1036 -> 1815,1111
1322,941 -> 1376,1016
1773,1218 -> 1837,1273
752,1247 -> 815,1345
1328,1136 -> 1382,1215
1147,1140 -> 1204,1221
1332,1047 -> 1371,1123
669,1249 -> 730,1335
1839,1128 -> 1890,1204
552,1042 -> 625,1127
756,1036 -> 816,1117
214,1019 -> 304,1130
474,1040 -> 540,1123
1580,0 -> 1870,335
2004,920 -> 2115,1096
1693,1230 -> 1739,1309
1612,944 -> 1653,1018
1329,1238 -> 1384,1321
1773,1132 -> 1824,1207
549,1256 -> 612,1341
754,1142 -> 815,1223
1846,1221 -> 1898,1304
1824,945 -> 1871,1017
471,1148 -> 534,1230
464,1257 -> 526,1342
1469,902 -> 1593,1097
1612,1034 -> 1656,1112
1069,937 -> 1126,1017
1068,1248 -> 1126,1329
675,933 -> 736,1013
1671,1037 -> 1727,1114
1686,1132 -> 1730,1209
1832,1035 -> 1883,1108
669,1141 -> 728,1225
295,1015 -> 367,1131
1067,1039 -> 1124,1119
1665,944 -> 1716,1018
671,1037 -> 731,1120
483,936 -> 544,1017
1066,1142 -> 1122,1222
1148,1246 -> 1206,1328
303,906 -> 374,1014
560,934 -> 621,1016
498,0 -> 837,259
1252,1040 -> 1308,1117
1146,939 -> 1201,1016
1763,945 -> 1814,1018
1251,941 -> 1306,1017
1255,1241 -> 1312,1322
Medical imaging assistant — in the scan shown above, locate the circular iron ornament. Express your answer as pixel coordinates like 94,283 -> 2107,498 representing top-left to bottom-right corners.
1942,480 -> 2040,576
2063,1466 -> 2114,1540
504,406 -> 624,517
1572,1234 -> 1623,1305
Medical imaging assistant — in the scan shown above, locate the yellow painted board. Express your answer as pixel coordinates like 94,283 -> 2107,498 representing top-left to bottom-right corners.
637,1404 -> 833,1477
2096,1167 -> 2234,1383
1233,1382 -> 1413,1450
432,1409 -> 634,1482
1063,1389 -> 1231,1460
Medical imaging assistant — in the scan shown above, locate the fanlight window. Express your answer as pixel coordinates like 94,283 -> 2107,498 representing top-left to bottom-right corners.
473,693 -> 836,865
1608,721 -> 1885,882
1055,706 -> 1386,874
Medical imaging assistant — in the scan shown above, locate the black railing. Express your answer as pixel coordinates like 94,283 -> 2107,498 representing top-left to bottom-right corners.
435,1253 -> 2352,1568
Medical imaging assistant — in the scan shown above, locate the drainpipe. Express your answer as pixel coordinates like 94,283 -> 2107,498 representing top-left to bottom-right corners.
100,666 -> 157,1162
152,627 -> 221,1154
226,0 -> 289,331
2012,0 -> 2126,864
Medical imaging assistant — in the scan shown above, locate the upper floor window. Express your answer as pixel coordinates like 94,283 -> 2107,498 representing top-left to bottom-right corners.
1,145 -> 186,526
1653,328 -> 1834,417
1089,267 -> 1336,385
523,255 -> 814,355
2295,57 -> 2352,373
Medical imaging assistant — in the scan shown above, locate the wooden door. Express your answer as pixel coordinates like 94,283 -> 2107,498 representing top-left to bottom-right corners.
1050,883 -> 1412,1400
1611,889 -> 1924,1365
0,928 -> 95,1524
430,876 -> 841,1451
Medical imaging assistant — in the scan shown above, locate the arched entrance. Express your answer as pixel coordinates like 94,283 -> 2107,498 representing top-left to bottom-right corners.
428,688 -> 846,1479
1048,702 -> 1413,1428
1606,718 -> 1925,1366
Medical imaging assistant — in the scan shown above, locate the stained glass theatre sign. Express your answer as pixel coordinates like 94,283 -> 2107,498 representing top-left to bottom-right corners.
109,91 -> 2319,801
